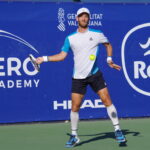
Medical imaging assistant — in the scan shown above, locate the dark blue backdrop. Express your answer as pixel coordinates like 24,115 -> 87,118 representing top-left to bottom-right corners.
0,2 -> 150,123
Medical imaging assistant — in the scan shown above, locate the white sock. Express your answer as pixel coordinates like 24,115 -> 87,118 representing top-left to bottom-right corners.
106,104 -> 121,131
70,111 -> 79,136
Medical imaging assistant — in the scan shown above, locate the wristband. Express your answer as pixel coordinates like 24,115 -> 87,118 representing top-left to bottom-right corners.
107,56 -> 112,63
43,56 -> 49,62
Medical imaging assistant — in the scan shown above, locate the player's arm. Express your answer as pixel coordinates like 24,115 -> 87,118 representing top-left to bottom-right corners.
36,51 -> 67,64
103,42 -> 121,71
36,36 -> 70,64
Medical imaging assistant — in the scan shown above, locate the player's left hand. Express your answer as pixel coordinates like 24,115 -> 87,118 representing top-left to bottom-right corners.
108,61 -> 121,71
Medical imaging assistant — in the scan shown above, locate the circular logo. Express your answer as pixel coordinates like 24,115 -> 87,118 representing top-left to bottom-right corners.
121,23 -> 150,96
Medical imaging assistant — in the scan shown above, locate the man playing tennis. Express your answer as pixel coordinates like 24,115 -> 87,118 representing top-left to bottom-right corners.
36,7 -> 126,148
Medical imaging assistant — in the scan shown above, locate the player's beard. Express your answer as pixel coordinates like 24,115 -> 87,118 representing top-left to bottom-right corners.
78,20 -> 89,28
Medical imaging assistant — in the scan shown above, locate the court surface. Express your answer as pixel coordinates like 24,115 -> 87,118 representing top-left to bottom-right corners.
0,118 -> 150,150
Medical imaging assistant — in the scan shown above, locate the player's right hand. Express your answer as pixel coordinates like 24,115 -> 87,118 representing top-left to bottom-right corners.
36,57 -> 44,64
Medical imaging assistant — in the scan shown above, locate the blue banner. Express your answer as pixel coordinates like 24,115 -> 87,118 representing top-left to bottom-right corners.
0,2 -> 150,123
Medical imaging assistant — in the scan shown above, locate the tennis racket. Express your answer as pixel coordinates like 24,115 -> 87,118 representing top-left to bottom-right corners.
29,54 -> 40,72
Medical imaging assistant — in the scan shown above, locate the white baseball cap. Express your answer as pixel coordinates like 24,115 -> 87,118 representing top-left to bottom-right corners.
76,7 -> 90,17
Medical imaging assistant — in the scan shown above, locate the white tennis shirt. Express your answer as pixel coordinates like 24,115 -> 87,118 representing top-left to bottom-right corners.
61,28 -> 109,79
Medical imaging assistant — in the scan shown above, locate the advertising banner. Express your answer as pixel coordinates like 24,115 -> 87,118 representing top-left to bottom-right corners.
0,2 -> 150,123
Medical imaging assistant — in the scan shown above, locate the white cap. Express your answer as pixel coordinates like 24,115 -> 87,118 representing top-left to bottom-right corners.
76,7 -> 90,17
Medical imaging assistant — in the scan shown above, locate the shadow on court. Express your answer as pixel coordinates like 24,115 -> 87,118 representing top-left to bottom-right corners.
67,129 -> 140,147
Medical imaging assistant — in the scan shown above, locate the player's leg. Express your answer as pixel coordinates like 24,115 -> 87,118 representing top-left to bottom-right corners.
97,88 -> 120,130
97,88 -> 126,143
71,93 -> 84,136
65,93 -> 84,148
89,71 -> 126,143
65,78 -> 87,148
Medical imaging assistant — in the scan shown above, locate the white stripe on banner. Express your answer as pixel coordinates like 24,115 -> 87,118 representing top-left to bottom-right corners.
57,23 -> 65,31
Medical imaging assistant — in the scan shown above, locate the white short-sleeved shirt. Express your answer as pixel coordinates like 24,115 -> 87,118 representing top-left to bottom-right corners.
61,28 -> 109,79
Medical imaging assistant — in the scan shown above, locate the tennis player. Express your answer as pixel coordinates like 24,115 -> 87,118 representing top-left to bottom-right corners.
36,7 -> 126,148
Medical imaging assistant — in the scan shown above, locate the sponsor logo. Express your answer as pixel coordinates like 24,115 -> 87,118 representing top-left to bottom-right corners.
139,37 -> 150,56
53,99 -> 105,110
121,23 -> 150,96
0,30 -> 40,89
57,8 -> 103,32
57,8 -> 66,32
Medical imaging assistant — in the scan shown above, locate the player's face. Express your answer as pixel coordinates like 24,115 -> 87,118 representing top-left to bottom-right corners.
76,13 -> 89,28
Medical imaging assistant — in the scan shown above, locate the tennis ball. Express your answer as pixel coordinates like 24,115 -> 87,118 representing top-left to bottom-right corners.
89,54 -> 96,61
